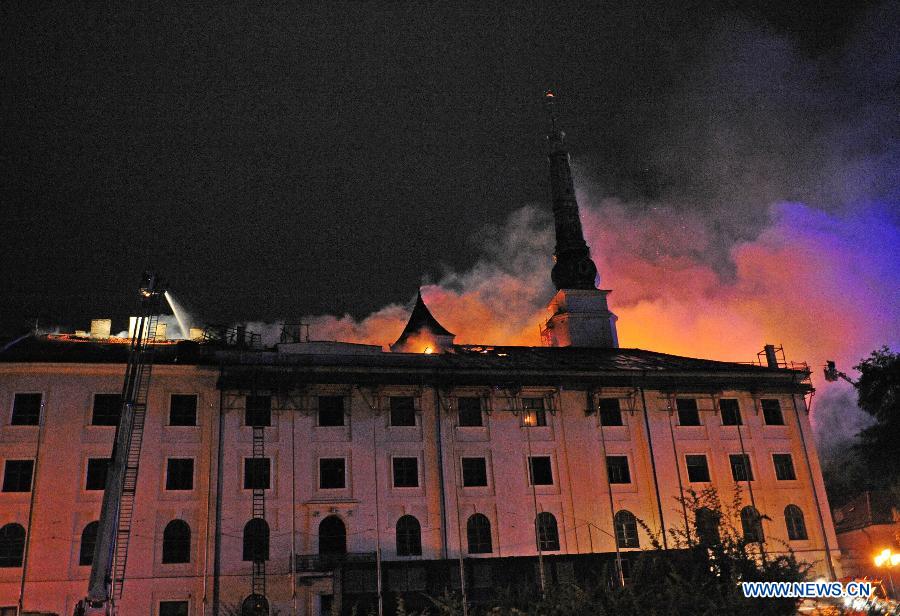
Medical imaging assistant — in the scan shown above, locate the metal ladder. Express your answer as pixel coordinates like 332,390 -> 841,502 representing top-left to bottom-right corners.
111,314 -> 158,599
251,421 -> 267,599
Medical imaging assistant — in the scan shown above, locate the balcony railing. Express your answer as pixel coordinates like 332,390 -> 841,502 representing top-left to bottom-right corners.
295,552 -> 376,573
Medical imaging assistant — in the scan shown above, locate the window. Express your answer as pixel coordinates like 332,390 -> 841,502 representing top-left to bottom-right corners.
318,396 -> 345,427
761,399 -> 784,425
85,458 -> 111,491
466,514 -> 492,554
528,456 -> 553,485
535,512 -> 560,551
319,515 -> 346,555
784,505 -> 808,540
522,397 -> 547,427
92,394 -> 121,426
396,515 -> 422,556
695,507 -> 721,546
2,460 -> 33,492
719,398 -> 742,426
244,458 -> 271,490
606,456 -> 631,484
461,457 -> 488,487
772,454 -> 797,480
245,395 -> 271,427
10,393 -> 41,426
169,394 -> 197,426
389,396 -> 416,426
159,602 -> 189,616
392,457 -> 419,488
243,518 -> 269,561
79,521 -> 99,566
0,524 -> 25,567
614,510 -> 639,548
741,506 -> 764,543
598,398 -> 623,426
165,458 -> 194,491
685,454 -> 711,482
161,520 -> 191,564
729,454 -> 754,482
676,398 -> 700,426
319,458 -> 346,489
457,397 -> 483,427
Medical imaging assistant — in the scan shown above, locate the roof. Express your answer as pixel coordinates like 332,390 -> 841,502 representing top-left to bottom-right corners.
394,291 -> 455,343
834,491 -> 898,533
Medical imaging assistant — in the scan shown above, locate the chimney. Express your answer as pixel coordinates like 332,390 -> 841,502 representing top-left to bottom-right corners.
90,319 -> 112,339
764,344 -> 779,368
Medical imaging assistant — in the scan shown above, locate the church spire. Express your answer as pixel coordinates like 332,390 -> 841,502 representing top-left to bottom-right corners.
544,90 -> 598,291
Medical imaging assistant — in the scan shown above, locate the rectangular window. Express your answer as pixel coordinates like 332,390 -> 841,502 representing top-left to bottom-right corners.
245,395 -> 271,427
2,460 -> 34,492
85,458 -> 111,490
528,456 -> 553,485
392,457 -> 419,488
773,453 -> 797,480
461,457 -> 488,487
606,456 -> 631,484
319,458 -> 346,489
457,397 -> 483,427
719,399 -> 742,426
522,397 -> 547,427
390,396 -> 416,426
599,398 -> 623,426
165,458 -> 194,490
11,393 -> 41,426
761,399 -> 785,425
729,454 -> 754,482
318,396 -> 345,427
92,394 -> 122,426
169,394 -> 198,426
244,458 -> 271,490
159,601 -> 189,616
676,398 -> 700,426
685,454 -> 711,482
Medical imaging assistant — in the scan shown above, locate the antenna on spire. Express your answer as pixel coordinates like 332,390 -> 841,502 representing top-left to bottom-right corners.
544,89 -> 559,133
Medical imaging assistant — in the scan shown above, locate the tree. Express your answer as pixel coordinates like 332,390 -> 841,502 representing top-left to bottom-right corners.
853,346 -> 900,488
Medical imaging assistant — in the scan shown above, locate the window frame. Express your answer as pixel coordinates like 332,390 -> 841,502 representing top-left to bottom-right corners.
245,395 -> 272,427
396,515 -> 423,557
319,457 -> 346,490
606,455 -> 631,484
718,398 -> 742,426
784,504 -> 808,541
165,458 -> 195,491
676,398 -> 701,426
521,397 -> 547,427
535,512 -> 560,551
461,457 -> 488,487
614,510 -> 640,548
91,393 -> 122,426
761,399 -> 785,425
168,394 -> 198,427
527,456 -> 554,486
79,521 -> 99,567
772,453 -> 797,481
2,460 -> 34,493
685,454 -> 711,483
161,519 -> 191,564
392,457 -> 419,488
243,458 -> 271,490
598,398 -> 623,427
159,601 -> 190,616
729,453 -> 754,482
0,523 -> 26,568
389,396 -> 416,427
456,397 -> 483,427
466,513 -> 492,554
85,458 -> 111,491
10,393 -> 41,426
317,395 -> 346,427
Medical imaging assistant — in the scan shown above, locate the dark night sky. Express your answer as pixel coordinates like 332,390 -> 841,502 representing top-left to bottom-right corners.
0,1 -> 889,335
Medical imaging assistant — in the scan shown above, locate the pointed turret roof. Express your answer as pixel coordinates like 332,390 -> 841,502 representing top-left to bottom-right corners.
396,290 -> 455,340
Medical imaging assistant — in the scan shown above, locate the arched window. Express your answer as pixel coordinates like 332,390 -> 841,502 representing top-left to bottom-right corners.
466,513 -> 492,554
243,518 -> 270,562
79,521 -> 99,566
784,505 -> 808,541
319,516 -> 347,556
740,506 -> 764,543
535,512 -> 560,552
695,507 -> 721,546
241,593 -> 269,616
614,510 -> 639,548
0,523 -> 26,568
396,515 -> 422,556
162,520 -> 191,564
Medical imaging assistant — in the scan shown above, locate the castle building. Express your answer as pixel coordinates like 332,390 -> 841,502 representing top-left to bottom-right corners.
0,97 -> 839,615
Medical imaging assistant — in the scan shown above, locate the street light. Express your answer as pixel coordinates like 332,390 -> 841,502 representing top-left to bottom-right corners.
874,548 -> 899,597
